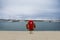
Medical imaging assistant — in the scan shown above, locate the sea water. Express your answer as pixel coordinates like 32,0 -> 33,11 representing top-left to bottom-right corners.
0,21 -> 60,31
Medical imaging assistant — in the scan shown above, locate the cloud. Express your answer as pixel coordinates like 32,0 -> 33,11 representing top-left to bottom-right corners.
0,0 -> 60,19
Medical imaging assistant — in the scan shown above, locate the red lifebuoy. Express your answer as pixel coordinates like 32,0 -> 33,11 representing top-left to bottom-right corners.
26,20 -> 36,31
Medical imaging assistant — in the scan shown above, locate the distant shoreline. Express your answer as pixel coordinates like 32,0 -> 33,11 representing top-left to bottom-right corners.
0,19 -> 60,22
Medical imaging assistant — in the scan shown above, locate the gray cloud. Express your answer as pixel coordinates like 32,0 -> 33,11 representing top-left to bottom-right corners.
0,0 -> 60,20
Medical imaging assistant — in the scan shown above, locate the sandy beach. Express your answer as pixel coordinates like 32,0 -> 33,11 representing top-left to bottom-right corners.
0,31 -> 60,40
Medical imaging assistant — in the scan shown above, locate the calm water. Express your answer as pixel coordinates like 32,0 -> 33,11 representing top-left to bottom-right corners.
0,21 -> 60,31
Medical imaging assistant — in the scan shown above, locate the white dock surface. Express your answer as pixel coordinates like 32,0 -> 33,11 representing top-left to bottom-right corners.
0,31 -> 60,40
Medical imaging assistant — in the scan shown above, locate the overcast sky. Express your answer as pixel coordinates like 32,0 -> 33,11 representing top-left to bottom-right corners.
0,0 -> 60,20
